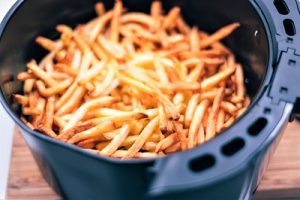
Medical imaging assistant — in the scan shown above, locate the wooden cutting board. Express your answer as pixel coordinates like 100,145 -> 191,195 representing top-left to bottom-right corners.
7,122 -> 300,200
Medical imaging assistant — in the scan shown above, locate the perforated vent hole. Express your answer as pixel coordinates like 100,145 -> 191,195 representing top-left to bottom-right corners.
274,0 -> 290,15
189,154 -> 215,172
248,117 -> 268,136
221,138 -> 245,157
283,19 -> 296,36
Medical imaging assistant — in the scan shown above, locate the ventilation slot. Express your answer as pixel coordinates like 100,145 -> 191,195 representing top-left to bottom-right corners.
274,0 -> 290,15
283,19 -> 296,36
221,138 -> 245,157
189,154 -> 215,172
248,117 -> 268,136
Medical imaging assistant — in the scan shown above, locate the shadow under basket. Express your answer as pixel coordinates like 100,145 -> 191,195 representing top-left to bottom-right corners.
0,0 -> 300,199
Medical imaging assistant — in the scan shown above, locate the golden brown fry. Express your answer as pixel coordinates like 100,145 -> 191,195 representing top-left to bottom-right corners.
184,94 -> 200,128
231,64 -> 246,103
27,60 -> 57,87
54,63 -> 78,76
36,78 -> 73,97
36,36 -> 57,51
17,72 -> 34,81
14,94 -> 29,106
125,117 -> 159,158
216,109 -> 225,133
197,124 -> 205,145
201,66 -> 236,91
206,88 -> 224,141
163,7 -> 181,29
190,27 -> 200,53
110,0 -> 123,42
95,2 -> 106,16
200,23 -> 240,49
68,121 -> 115,144
63,96 -> 115,131
101,124 -> 130,156
78,61 -> 106,85
37,96 -> 57,138
155,133 -> 177,152
121,13 -> 156,27
188,100 -> 209,149
57,122 -> 95,142
55,86 -> 86,116
150,1 -> 162,31
221,101 -> 238,114
89,11 -> 114,42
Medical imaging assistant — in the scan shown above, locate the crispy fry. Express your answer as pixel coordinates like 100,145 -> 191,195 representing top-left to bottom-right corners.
36,36 -> 57,51
184,94 -> 200,128
190,27 -> 200,53
27,60 -> 57,87
200,23 -> 240,49
216,109 -> 225,133
125,117 -> 159,158
36,78 -> 73,97
14,94 -> 29,106
110,0 -> 123,42
201,66 -> 236,91
188,100 -> 209,149
206,88 -> 224,140
55,86 -> 86,116
78,61 -> 106,85
63,97 -> 115,131
163,7 -> 181,29
68,121 -> 115,144
101,124 -> 130,156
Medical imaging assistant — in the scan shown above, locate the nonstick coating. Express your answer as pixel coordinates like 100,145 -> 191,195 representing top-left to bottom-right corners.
0,0 -> 270,199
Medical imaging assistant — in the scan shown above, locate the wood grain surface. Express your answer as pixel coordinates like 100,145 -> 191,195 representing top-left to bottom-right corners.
7,122 -> 300,200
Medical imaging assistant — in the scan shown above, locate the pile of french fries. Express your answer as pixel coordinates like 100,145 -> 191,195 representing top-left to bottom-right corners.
14,1 -> 250,159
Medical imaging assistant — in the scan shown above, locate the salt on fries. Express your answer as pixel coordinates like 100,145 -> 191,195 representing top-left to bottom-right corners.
15,1 -> 249,159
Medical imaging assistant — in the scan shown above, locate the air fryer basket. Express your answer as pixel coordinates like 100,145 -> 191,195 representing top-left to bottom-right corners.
0,0 -> 299,200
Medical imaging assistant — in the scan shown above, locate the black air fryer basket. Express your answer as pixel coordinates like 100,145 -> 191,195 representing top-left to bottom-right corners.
0,0 -> 300,199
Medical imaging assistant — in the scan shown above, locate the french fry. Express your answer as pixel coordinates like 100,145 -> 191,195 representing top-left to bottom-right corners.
216,109 -> 225,133
201,66 -> 236,91
206,88 -> 224,141
190,27 -> 200,53
14,94 -> 29,106
36,36 -> 58,51
58,122 -> 95,142
95,2 -> 106,16
125,117 -> 159,158
200,23 -> 240,49
101,124 -> 130,156
54,63 -> 78,76
110,0 -> 123,42
155,133 -> 177,152
55,86 -> 86,116
184,94 -> 200,128
78,61 -> 106,85
36,78 -> 73,97
63,97 -> 115,131
188,100 -> 209,149
121,13 -> 156,28
68,121 -> 116,144
27,60 -> 57,87
150,1 -> 162,31
163,7 -> 181,29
